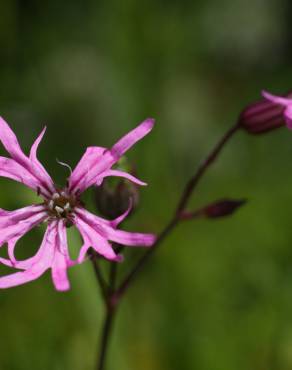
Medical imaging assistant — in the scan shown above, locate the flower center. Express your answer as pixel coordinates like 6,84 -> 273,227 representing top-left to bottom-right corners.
45,190 -> 77,219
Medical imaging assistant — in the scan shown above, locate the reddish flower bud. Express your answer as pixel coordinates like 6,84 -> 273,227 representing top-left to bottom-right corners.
204,198 -> 246,218
239,92 -> 292,134
180,198 -> 246,220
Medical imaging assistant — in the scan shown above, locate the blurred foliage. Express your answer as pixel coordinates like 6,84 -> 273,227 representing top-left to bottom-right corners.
0,0 -> 292,369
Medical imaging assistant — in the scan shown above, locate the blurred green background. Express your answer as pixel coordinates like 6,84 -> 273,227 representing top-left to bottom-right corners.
0,0 -> 292,369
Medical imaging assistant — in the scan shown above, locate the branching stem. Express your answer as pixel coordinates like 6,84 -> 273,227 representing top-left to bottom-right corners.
94,122 -> 240,370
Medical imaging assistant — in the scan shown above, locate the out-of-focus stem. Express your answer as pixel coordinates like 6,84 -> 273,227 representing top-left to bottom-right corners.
114,122 -> 240,300
108,245 -> 124,293
90,252 -> 108,301
94,122 -> 240,369
176,122 -> 240,214
97,304 -> 116,370
113,217 -> 178,301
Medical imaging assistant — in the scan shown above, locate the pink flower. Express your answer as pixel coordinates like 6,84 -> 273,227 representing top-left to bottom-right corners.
239,92 -> 292,134
0,117 -> 156,291
262,90 -> 292,130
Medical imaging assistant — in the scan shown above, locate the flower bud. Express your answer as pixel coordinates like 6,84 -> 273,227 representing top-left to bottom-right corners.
204,198 -> 246,218
239,92 -> 292,134
180,198 -> 246,220
95,159 -> 139,220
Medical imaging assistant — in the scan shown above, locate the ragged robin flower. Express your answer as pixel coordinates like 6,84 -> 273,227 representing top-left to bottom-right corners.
262,90 -> 292,130
239,91 -> 292,134
0,117 -> 156,291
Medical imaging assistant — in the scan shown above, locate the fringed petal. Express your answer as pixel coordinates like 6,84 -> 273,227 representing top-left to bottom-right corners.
0,117 -> 54,197
68,146 -> 106,193
0,222 -> 57,288
0,117 -> 27,163
0,206 -> 47,249
95,169 -> 147,186
69,119 -> 154,194
110,118 -> 155,160
51,221 -> 71,291
262,91 -> 292,130
0,157 -> 48,194
284,105 -> 292,130
262,91 -> 292,106
0,204 -> 45,228
29,127 -> 54,191
75,216 -> 122,262
76,208 -> 156,249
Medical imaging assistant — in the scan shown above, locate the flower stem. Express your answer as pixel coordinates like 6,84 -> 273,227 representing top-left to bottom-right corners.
115,122 -> 240,299
90,252 -> 108,302
94,122 -> 240,369
113,217 -> 178,301
176,122 -> 240,214
97,304 -> 116,370
108,245 -> 124,294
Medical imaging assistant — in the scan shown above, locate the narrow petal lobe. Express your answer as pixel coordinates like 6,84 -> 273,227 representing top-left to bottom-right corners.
69,119 -> 155,193
0,222 -> 57,288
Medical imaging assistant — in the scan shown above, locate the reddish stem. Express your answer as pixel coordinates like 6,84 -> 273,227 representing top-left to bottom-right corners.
176,122 -> 240,214
94,122 -> 240,370
114,122 -> 240,300
96,302 -> 116,370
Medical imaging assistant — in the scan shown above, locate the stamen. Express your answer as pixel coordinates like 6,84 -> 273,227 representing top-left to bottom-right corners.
64,202 -> 70,210
45,186 -> 78,220
55,206 -> 64,214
